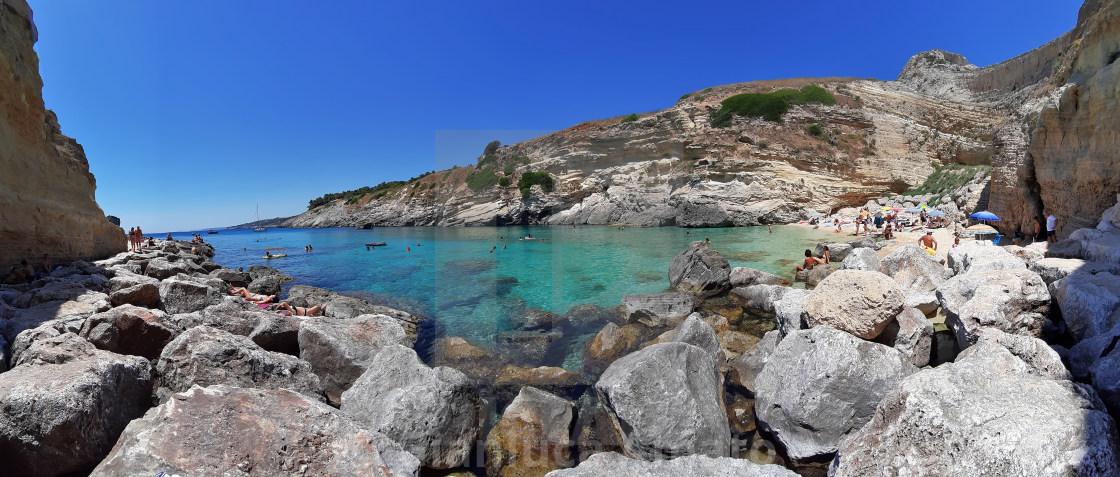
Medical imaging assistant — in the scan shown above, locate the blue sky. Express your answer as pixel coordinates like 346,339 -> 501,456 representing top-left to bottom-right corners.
28,1 -> 1078,232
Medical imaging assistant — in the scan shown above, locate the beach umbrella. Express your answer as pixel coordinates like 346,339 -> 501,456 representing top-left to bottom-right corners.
890,207 -> 902,211
904,208 -> 921,214
859,211 -> 870,215
809,212 -> 822,217
969,210 -> 1000,221
919,205 -> 929,209
881,206 -> 892,211
927,210 -> 945,216
965,224 -> 997,235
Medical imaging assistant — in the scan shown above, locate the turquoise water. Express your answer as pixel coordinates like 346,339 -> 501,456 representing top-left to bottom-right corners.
176,226 -> 835,348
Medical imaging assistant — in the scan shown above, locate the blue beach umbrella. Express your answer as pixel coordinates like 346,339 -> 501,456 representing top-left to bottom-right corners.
927,210 -> 945,216
970,210 -> 1000,221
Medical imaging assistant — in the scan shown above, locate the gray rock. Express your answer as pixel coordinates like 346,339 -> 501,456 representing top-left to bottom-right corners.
848,235 -> 885,250
1050,269 -> 1120,341
729,267 -> 789,288
247,265 -> 290,281
1045,238 -> 1084,259
91,385 -> 419,477
873,307 -> 934,367
144,257 -> 191,280
804,263 -> 837,287
107,272 -> 158,293
1068,322 -> 1120,380
298,314 -> 413,404
156,325 -> 324,402
728,330 -> 781,395
0,333 -> 7,373
1091,341 -> 1120,418
0,333 -> 152,477
946,240 -> 1026,275
544,451 -> 798,476
248,274 -> 287,296
485,386 -> 575,477
814,242 -> 852,262
596,342 -> 729,460
247,313 -> 301,355
840,247 -> 881,271
285,285 -> 421,340
2,292 -> 109,343
959,327 -> 1069,381
619,292 -> 697,327
669,241 -> 731,297
729,284 -> 790,319
108,282 -> 161,308
158,275 -> 222,314
879,244 -> 952,315
831,341 -> 1120,476
341,344 -> 482,469
79,305 -> 176,359
772,289 -> 809,337
802,270 -> 905,339
496,329 -> 564,366
754,326 -> 916,461
937,268 -> 1050,349
672,313 -> 723,364
208,268 -> 251,287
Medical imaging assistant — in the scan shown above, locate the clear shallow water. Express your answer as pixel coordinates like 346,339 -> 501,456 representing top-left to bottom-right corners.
172,226 -> 835,349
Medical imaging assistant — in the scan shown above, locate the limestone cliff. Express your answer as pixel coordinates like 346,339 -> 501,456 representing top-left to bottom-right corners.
0,0 -> 124,266
286,0 -> 1119,235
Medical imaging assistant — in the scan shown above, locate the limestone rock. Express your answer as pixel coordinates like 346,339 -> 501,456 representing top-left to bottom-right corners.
496,329 -> 564,366
729,285 -> 789,318
208,268 -> 251,287
0,334 -> 152,476
91,385 -> 419,477
298,314 -> 412,403
831,341 -> 1120,476
937,268 -> 1050,349
247,313 -> 301,356
158,275 -> 222,314
946,241 -> 1026,275
144,257 -> 192,280
340,344 -> 483,469
879,244 -> 952,315
728,330 -> 781,395
814,242 -> 852,262
544,451 -> 797,476
772,288 -> 809,337
619,292 -> 697,327
873,307 -> 934,367
668,242 -> 731,297
672,313 -> 723,363
804,263 -> 836,287
285,285 -> 420,339
493,364 -> 584,406
108,282 -> 160,308
1068,323 -> 1120,381
248,274 -> 288,296
486,386 -> 574,477
801,270 -> 905,339
583,322 -> 641,377
840,247 -> 881,271
754,326 -> 916,461
595,342 -> 730,460
78,304 -> 176,359
729,267 -> 789,288
716,330 -> 758,362
959,327 -> 1069,381
1050,269 -> 1120,341
430,336 -> 507,386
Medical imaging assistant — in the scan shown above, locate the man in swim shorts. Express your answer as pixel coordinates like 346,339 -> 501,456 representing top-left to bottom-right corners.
918,231 -> 937,252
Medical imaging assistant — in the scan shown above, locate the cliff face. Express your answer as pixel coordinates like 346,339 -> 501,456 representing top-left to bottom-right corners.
286,0 -> 1118,235
0,0 -> 124,265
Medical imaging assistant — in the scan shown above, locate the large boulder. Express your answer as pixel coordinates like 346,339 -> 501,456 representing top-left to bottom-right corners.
754,326 -> 916,462
619,292 -> 697,327
208,268 -> 251,287
340,344 -> 483,469
946,240 -> 1026,275
728,330 -> 781,395
493,365 -> 584,407
298,314 -> 413,403
668,242 -> 732,297
831,341 -> 1120,476
158,275 -> 222,314
595,342 -> 729,460
78,304 -> 176,359
144,256 -> 191,280
1050,270 -> 1120,341
1069,322 -> 1120,381
671,313 -> 723,363
285,285 -> 421,340
729,285 -> 789,318
156,325 -> 324,402
247,313 -> 302,355
772,289 -> 809,337
544,451 -> 797,476
430,336 -> 507,386
248,274 -> 288,296
729,267 -> 789,288
879,244 -> 953,315
961,327 -> 1069,381
3,292 -> 109,342
803,263 -> 837,287
873,307 -> 934,368
814,242 -> 852,262
107,272 -> 160,308
92,385 -> 419,477
582,322 -> 642,377
937,269 -> 1050,349
496,329 -> 564,366
486,386 -> 575,477
840,247 -> 880,271
0,333 -> 152,476
801,270 -> 905,339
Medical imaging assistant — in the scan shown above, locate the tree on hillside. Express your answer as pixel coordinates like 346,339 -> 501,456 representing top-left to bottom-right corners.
484,140 -> 501,155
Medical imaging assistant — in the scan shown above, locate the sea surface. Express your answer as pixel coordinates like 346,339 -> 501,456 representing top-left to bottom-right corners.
172,225 -> 835,361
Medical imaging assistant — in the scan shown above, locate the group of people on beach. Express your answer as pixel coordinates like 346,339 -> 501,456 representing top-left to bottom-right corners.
4,254 -> 52,284
127,226 -> 145,252
227,286 -> 323,316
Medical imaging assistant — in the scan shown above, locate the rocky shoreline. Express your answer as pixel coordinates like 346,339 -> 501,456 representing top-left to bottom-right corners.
1,196 -> 1119,475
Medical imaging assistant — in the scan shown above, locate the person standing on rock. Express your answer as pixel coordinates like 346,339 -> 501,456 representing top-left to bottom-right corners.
1046,210 -> 1057,243
127,227 -> 136,252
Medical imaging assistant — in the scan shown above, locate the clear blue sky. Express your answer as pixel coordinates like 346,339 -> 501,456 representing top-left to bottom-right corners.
28,0 -> 1078,232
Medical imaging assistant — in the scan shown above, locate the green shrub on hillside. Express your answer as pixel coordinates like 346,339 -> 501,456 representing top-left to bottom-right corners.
503,155 -> 530,175
466,165 -> 499,191
901,164 -> 990,197
484,140 -> 501,155
308,181 -> 405,209
620,113 -> 639,123
498,176 -> 510,187
807,124 -> 824,138
518,171 -> 554,199
710,85 -> 837,127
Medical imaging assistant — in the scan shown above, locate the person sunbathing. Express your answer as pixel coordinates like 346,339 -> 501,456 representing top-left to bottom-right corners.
795,249 -> 826,273
275,302 -> 323,316
228,286 -> 276,304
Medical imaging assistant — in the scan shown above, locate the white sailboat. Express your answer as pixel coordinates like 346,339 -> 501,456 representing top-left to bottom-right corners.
253,204 -> 267,232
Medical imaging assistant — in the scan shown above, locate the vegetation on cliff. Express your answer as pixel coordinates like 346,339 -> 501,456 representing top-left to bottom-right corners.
307,171 -> 435,209
518,171 -> 554,199
710,85 -> 836,127
898,163 -> 990,204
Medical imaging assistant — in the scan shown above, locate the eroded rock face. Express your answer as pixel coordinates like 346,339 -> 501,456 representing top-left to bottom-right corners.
0,333 -> 152,477
728,330 -> 781,395
595,342 -> 729,460
879,244 -> 952,315
831,341 -> 1120,476
1050,269 -> 1120,341
754,326 -> 916,461
544,451 -> 798,476
583,322 -> 642,377
672,313 -> 723,363
873,307 -> 934,368
669,242 -> 731,297
729,267 -> 789,288
340,344 -> 483,469
158,275 -> 222,314
801,270 -> 905,339
297,314 -> 412,403
486,386 -> 574,477
729,285 -> 789,318
937,268 -> 1050,349
92,385 -> 419,477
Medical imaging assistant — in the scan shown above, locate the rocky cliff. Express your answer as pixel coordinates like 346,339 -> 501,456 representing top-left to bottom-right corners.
287,0 -> 1119,237
0,0 -> 124,266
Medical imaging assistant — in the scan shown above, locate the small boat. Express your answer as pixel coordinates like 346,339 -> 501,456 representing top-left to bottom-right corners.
253,226 -> 267,232
263,254 -> 287,259
252,204 -> 266,232
365,242 -> 387,247
207,230 -> 219,234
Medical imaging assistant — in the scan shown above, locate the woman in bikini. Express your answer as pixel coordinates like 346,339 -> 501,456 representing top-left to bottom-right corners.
275,302 -> 323,316
228,286 -> 276,304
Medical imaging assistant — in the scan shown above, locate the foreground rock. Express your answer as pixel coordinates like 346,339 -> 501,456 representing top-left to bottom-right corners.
158,275 -> 222,314
298,314 -> 413,403
544,451 -> 797,476
619,292 -> 697,327
595,342 -> 729,460
937,269 -> 1050,349
286,285 -> 421,340
754,326 -> 916,461
729,330 -> 781,395
493,365 -> 584,406
156,325 -> 324,401
832,341 -> 1120,476
1050,269 -> 1120,341
801,270 -> 904,339
582,322 -> 642,377
946,241 -> 1026,275
878,244 -> 952,315
0,334 -> 152,476
92,385 -> 419,477
729,267 -> 789,288
840,247 -> 880,271
341,344 -> 483,469
486,386 -> 574,477
78,304 -> 176,359
729,285 -> 789,318
669,242 -> 732,297
873,307 -> 934,368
